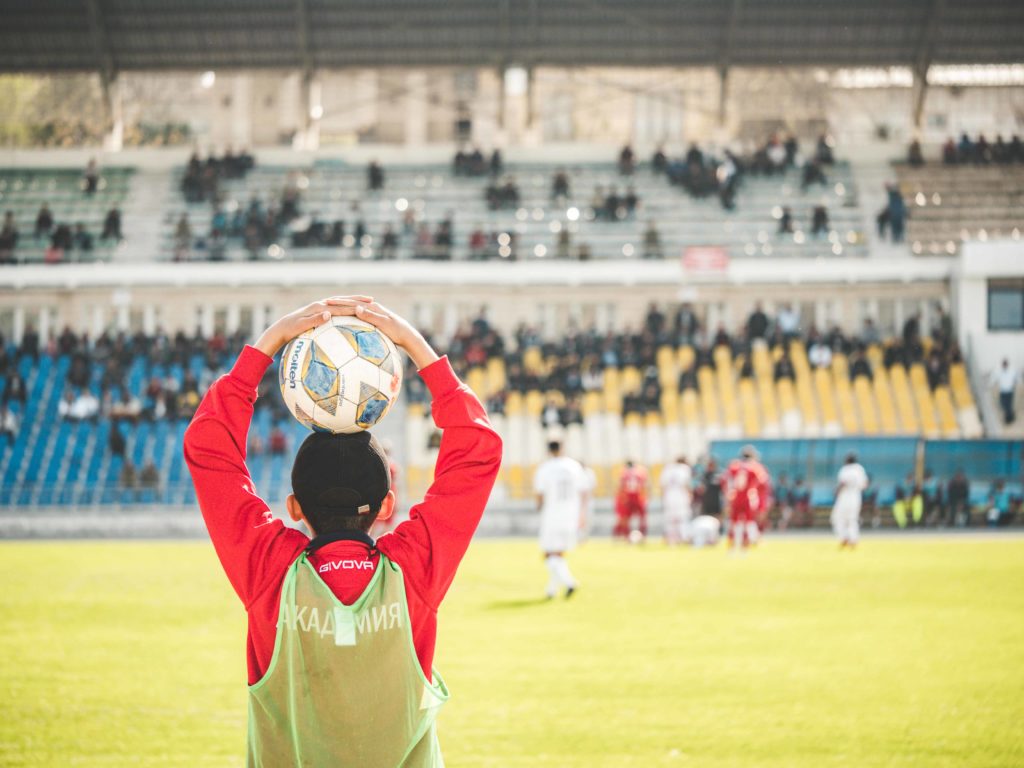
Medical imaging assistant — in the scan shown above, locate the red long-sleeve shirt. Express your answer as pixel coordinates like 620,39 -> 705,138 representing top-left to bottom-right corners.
183,345 -> 502,685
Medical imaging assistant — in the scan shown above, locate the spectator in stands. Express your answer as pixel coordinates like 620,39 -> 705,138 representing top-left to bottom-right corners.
942,137 -> 958,164
556,228 -> 571,260
490,149 -> 503,176
174,214 -> 192,261
0,211 -> 19,263
643,221 -> 662,259
109,423 -> 126,458
957,133 -> 973,163
861,317 -> 881,346
908,139 -> 924,167
946,469 -> 970,527
0,403 -> 17,441
34,204 -> 54,239
746,303 -> 769,341
993,358 -> 1019,425
618,145 -> 635,175
810,205 -> 829,237
269,424 -> 288,455
775,303 -> 799,341
379,224 -> 398,260
802,159 -> 827,191
120,460 -> 137,497
778,206 -> 794,234
73,223 -> 93,255
110,388 -> 142,423
816,134 -> 835,165
925,350 -> 948,390
140,460 -> 160,495
468,227 -> 487,260
3,371 -> 27,405
367,161 -> 384,191
101,207 -> 122,242
551,169 -> 570,200
83,158 -> 99,195
773,353 -> 795,382
808,334 -> 832,369
849,350 -> 872,381
652,145 -> 668,174
902,311 -> 921,352
885,184 -> 906,243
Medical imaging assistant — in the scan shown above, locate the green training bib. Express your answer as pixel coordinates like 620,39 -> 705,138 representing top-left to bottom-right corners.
247,552 -> 449,767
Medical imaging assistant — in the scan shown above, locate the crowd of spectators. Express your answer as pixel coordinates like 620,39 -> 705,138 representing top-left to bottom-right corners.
651,133 -> 835,211
453,147 -> 502,177
0,159 -> 124,265
927,133 -> 1024,166
430,298 -> 960,431
180,148 -> 255,204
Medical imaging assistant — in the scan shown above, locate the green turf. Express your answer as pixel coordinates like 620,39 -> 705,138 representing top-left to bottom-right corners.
1,537 -> 1022,767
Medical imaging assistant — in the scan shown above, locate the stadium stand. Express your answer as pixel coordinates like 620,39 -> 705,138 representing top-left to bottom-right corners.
160,156 -> 865,262
892,160 -> 1024,256
0,166 -> 132,264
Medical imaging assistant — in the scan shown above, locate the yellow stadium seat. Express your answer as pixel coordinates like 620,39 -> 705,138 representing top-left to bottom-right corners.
486,357 -> 506,396
830,356 -> 858,434
525,389 -> 545,418
777,378 -> 797,414
676,345 -> 695,373
466,367 -> 487,398
717,368 -> 740,428
505,391 -> 523,416
738,378 -> 760,436
909,364 -> 938,437
697,367 -> 720,426
866,344 -> 883,368
814,367 -> 839,430
523,346 -> 543,375
853,376 -> 879,434
888,365 -> 919,433
872,368 -> 899,434
660,389 -> 679,421
757,376 -> 780,426
795,373 -> 818,428
581,391 -> 601,418
680,389 -> 700,426
621,365 -> 642,394
656,345 -> 675,371
950,364 -> 976,411
934,386 -> 960,437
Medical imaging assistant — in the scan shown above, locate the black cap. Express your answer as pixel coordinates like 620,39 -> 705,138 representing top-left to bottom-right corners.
291,431 -> 391,521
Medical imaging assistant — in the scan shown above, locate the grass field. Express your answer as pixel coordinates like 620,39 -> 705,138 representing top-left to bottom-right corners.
1,536 -> 1023,767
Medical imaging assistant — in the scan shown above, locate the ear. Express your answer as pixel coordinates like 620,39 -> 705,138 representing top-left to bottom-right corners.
375,489 -> 397,522
286,493 -> 314,535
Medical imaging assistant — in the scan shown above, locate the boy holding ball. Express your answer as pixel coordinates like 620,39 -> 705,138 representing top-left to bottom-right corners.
184,296 -> 502,767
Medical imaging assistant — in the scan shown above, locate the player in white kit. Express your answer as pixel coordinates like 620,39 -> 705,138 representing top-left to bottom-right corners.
832,452 -> 869,549
533,440 -> 588,598
660,456 -> 694,545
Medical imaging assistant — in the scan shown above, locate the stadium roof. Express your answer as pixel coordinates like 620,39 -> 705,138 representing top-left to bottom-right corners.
2,0 -> 1023,74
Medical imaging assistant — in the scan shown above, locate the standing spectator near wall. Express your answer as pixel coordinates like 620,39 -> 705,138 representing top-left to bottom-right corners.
83,158 -> 99,195
34,204 -> 54,239
0,211 -> 19,263
946,470 -> 970,527
993,358 -> 1019,425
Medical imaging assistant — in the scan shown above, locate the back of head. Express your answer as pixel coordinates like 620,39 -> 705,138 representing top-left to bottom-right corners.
845,452 -> 858,465
740,444 -> 759,461
547,440 -> 562,456
291,431 -> 392,534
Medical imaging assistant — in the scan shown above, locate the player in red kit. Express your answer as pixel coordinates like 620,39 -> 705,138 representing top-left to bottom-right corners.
722,445 -> 771,552
614,460 -> 649,541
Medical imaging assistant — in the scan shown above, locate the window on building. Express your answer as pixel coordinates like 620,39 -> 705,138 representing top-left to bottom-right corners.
988,278 -> 1024,331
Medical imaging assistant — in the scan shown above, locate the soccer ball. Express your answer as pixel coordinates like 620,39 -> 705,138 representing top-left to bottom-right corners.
279,316 -> 403,434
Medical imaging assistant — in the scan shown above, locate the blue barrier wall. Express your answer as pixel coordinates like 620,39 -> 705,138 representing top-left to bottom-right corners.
709,439 -> 1023,506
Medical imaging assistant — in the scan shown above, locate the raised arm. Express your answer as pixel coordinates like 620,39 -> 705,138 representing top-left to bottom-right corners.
339,300 -> 503,609
184,296 -> 373,605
